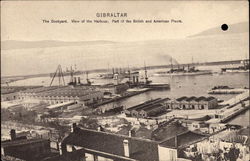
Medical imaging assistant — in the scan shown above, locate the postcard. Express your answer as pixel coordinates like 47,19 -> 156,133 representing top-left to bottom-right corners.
1,1 -> 249,161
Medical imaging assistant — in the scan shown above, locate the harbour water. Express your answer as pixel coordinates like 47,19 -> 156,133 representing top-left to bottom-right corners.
4,66 -> 249,127
105,71 -> 249,109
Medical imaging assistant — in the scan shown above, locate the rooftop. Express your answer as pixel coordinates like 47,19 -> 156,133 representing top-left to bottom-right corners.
1,86 -> 42,95
238,127 -> 250,136
151,121 -> 188,142
176,96 -> 216,102
176,97 -> 188,102
35,86 -> 101,97
128,98 -> 169,112
159,131 -> 207,148
62,127 -> 159,161
1,138 -> 49,148
20,86 -> 60,94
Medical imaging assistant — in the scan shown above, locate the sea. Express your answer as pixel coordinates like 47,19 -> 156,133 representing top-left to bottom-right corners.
4,65 -> 249,127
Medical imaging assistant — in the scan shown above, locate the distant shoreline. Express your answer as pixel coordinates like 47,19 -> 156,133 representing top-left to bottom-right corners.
1,59 -> 247,80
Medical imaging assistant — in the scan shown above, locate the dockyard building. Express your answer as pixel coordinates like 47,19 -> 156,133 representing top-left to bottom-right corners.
170,96 -> 218,110
125,98 -> 170,118
1,86 -> 42,101
17,86 -> 104,106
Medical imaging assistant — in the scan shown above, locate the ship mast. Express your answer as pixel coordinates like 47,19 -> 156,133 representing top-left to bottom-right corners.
70,66 -> 74,83
144,61 -> 149,84
170,57 -> 173,70
192,56 -> 194,67
86,71 -> 91,85
127,64 -> 131,83
107,62 -> 110,73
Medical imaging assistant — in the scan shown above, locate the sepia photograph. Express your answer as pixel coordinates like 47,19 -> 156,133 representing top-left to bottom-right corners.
1,1 -> 249,161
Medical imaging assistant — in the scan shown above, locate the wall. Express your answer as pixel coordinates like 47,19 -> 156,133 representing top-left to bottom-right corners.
4,140 -> 51,161
1,92 -> 19,101
158,145 -> 177,161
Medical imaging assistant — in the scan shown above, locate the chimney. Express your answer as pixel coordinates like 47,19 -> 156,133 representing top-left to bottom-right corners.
97,125 -> 104,132
123,139 -> 129,157
174,135 -> 178,148
128,130 -> 136,137
71,123 -> 77,133
59,142 -> 63,155
10,129 -> 16,141
1,147 -> 5,156
78,77 -> 81,84
74,77 -> 77,84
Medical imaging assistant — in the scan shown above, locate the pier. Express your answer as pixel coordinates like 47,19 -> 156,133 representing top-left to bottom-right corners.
221,103 -> 249,123
209,91 -> 250,123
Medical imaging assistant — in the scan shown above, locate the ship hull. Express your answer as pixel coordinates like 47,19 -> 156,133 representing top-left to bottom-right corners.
143,84 -> 170,90
153,70 -> 212,77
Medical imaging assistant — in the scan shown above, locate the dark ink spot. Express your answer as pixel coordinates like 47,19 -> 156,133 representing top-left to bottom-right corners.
221,24 -> 228,31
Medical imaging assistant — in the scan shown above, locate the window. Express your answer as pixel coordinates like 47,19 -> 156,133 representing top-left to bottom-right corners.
193,125 -> 199,128
192,105 -> 195,109
201,105 -> 204,109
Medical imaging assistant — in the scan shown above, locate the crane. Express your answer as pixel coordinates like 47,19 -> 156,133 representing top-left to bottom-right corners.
50,65 -> 65,86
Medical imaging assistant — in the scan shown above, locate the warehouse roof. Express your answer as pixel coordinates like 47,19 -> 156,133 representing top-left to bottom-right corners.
176,96 -> 216,102
176,96 -> 188,102
1,86 -> 42,94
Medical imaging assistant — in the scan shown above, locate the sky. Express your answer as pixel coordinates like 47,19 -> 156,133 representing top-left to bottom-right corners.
1,1 -> 249,42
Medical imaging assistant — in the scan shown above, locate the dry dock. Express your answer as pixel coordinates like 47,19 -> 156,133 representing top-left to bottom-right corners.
91,88 -> 151,108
